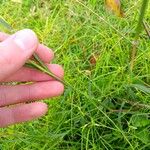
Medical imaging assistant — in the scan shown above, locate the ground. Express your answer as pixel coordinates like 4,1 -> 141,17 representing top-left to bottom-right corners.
0,0 -> 150,149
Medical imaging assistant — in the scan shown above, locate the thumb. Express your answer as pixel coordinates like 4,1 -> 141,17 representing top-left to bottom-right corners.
0,29 -> 38,81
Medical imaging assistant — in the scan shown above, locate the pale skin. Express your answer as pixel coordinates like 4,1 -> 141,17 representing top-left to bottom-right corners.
0,29 -> 64,127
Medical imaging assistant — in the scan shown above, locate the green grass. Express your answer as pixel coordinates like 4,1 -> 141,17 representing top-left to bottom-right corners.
0,0 -> 150,149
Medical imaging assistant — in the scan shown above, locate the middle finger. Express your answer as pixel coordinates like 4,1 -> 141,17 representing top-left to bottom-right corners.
0,81 -> 64,107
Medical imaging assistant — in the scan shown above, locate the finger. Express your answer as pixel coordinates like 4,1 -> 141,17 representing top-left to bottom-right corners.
35,44 -> 54,63
3,64 -> 64,82
0,81 -> 64,106
0,32 -> 54,63
0,102 -> 48,128
0,29 -> 38,81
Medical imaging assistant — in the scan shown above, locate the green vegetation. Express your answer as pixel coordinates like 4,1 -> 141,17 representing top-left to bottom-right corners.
0,0 -> 150,149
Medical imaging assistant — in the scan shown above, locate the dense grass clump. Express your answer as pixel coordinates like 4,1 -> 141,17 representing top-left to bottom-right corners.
0,0 -> 150,149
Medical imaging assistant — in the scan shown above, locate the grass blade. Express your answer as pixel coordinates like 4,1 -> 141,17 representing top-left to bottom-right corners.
33,53 -> 49,70
135,0 -> 149,39
32,54 -> 65,83
143,21 -> 150,38
0,17 -> 13,31
130,84 -> 150,94
26,60 -> 65,84
130,0 -> 149,70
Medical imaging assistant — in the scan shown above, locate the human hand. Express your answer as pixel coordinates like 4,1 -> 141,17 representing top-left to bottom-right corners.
0,29 -> 64,127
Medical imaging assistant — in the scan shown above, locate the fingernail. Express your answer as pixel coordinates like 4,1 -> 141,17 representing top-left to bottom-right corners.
12,29 -> 38,51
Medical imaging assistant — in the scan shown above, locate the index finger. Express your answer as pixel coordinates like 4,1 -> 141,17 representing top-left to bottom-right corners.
0,32 -> 54,63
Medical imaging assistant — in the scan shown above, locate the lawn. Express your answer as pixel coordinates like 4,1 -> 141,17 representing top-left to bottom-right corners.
0,0 -> 150,149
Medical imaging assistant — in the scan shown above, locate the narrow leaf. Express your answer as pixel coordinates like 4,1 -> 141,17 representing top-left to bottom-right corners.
130,84 -> 150,94
135,0 -> 149,39
0,18 -> 13,31
143,21 -> 150,38
27,60 -> 64,84
130,0 -> 149,71
33,53 -> 49,70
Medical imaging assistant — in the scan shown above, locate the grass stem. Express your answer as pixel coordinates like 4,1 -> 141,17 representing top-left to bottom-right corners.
130,0 -> 149,71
